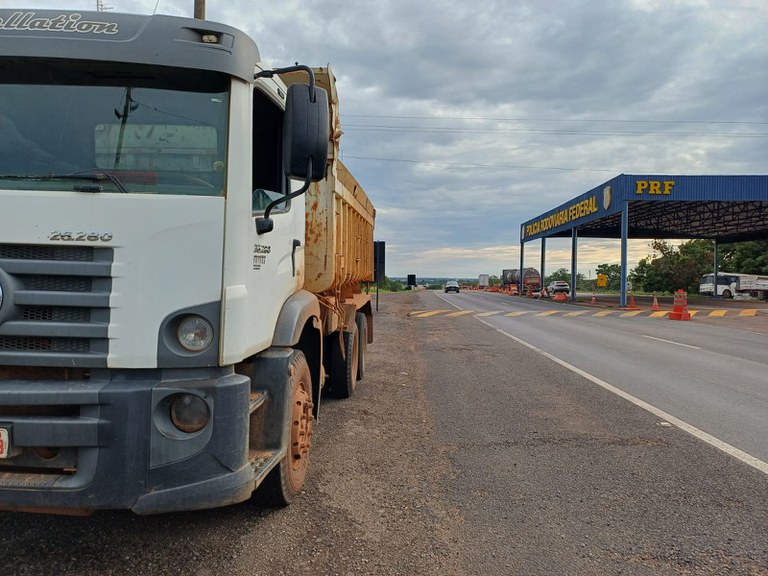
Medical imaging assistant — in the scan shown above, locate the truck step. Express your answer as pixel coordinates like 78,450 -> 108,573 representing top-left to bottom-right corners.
248,450 -> 283,483
249,391 -> 267,414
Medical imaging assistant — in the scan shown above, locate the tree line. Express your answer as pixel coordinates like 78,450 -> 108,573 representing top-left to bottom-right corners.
376,240 -> 768,294
628,239 -> 768,294
546,239 -> 768,294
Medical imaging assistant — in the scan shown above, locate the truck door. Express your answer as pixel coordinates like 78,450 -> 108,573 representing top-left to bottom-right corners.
247,88 -> 305,341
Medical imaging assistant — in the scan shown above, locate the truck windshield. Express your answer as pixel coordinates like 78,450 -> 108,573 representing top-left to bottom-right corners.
0,59 -> 229,196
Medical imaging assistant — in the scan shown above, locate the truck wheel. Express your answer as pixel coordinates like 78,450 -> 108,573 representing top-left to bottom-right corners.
356,312 -> 368,380
330,323 -> 359,399
257,351 -> 314,506
722,289 -> 732,299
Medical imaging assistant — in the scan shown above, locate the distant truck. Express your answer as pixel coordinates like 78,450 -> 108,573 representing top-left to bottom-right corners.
502,268 -> 542,294
699,272 -> 768,299
478,274 -> 490,289
0,10 -> 374,515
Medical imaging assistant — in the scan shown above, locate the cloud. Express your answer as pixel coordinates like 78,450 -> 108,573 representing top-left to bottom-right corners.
12,0 -> 767,279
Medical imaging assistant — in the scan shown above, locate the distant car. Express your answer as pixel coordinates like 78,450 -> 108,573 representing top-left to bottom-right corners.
548,280 -> 570,294
444,280 -> 460,293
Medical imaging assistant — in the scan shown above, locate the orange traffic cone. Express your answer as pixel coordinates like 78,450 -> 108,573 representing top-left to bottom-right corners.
669,290 -> 691,321
591,294 -> 596,305
651,295 -> 660,311
620,293 -> 640,310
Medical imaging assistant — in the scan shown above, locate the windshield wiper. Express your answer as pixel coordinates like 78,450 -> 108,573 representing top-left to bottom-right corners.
0,170 -> 129,193
71,169 -> 129,193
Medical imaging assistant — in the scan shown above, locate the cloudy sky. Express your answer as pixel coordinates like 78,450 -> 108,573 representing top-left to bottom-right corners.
8,0 -> 768,279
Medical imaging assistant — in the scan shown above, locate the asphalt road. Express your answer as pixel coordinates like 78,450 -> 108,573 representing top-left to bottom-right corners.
410,289 -> 768,574
1,290 -> 767,575
429,289 -> 768,463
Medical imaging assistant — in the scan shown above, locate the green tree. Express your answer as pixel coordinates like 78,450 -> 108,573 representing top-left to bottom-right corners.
720,240 -> 768,274
629,239 -> 713,293
379,276 -> 404,292
545,268 -> 570,283
595,263 -> 621,291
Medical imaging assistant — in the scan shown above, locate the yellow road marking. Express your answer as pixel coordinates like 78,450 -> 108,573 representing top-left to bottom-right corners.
445,310 -> 475,317
412,310 -> 452,318
410,308 -> 760,319
620,310 -> 644,317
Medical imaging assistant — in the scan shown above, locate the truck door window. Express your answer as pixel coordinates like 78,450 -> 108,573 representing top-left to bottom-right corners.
251,88 -> 289,214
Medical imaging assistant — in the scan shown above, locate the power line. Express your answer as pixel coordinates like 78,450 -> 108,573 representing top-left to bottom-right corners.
342,124 -> 768,138
341,154 -> 618,173
342,114 -> 768,127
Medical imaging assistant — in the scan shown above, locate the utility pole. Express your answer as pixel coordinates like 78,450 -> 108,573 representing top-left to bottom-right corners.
194,0 -> 205,19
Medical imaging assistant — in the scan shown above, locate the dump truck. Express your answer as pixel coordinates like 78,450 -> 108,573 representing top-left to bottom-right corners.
0,9 -> 374,515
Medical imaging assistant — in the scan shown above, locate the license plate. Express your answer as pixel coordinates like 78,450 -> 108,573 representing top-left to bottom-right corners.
0,427 -> 10,459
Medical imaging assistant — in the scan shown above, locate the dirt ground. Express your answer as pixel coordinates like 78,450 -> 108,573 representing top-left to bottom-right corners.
0,290 -> 468,576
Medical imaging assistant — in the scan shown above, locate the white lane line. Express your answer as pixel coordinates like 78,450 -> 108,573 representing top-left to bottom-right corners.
434,292 -> 464,310
477,318 -> 768,477
641,335 -> 701,350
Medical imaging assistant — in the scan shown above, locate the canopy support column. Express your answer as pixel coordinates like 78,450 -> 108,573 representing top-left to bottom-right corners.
620,201 -> 629,308
571,228 -> 578,301
713,239 -> 719,299
519,237 -> 525,295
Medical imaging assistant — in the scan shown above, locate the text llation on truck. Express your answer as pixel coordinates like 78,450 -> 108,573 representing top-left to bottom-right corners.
0,9 -> 375,515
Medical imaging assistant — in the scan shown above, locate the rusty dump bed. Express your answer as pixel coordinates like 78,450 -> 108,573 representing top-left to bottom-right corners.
280,67 -> 375,295
303,159 -> 374,294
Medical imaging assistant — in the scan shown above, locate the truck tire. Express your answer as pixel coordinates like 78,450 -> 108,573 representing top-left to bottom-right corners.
722,289 -> 732,299
329,323 -> 359,399
257,351 -> 314,506
356,312 -> 368,381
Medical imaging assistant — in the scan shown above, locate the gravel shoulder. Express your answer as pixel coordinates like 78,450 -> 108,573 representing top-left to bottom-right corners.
0,290 -> 465,576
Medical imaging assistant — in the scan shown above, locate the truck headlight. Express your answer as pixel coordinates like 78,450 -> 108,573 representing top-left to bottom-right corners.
176,315 -> 214,352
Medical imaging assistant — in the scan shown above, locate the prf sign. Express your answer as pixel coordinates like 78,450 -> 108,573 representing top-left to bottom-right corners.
635,180 -> 675,195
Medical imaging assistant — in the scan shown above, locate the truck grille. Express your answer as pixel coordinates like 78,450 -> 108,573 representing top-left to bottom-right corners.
0,244 -> 112,368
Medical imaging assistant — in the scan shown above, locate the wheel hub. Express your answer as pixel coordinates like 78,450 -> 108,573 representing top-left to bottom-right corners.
290,381 -> 314,477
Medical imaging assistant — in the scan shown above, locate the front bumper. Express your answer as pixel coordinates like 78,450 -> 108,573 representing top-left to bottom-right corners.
0,367 -> 254,514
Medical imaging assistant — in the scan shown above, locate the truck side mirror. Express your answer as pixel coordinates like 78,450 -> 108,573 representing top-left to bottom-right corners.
254,68 -> 330,235
283,83 -> 329,182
